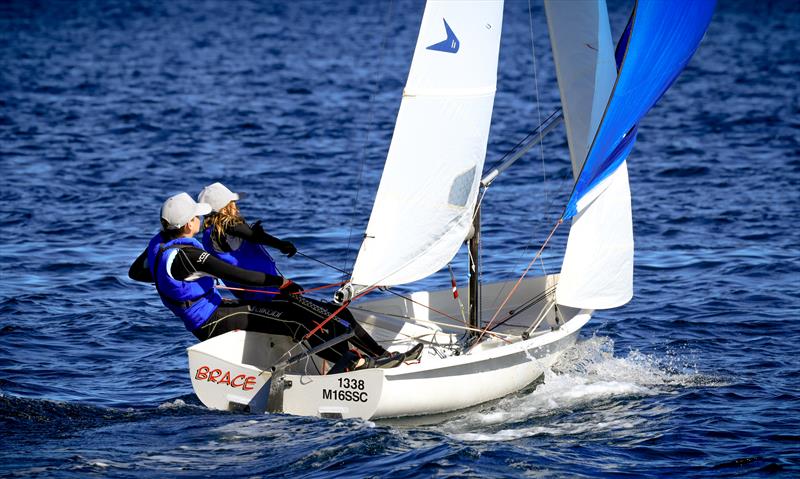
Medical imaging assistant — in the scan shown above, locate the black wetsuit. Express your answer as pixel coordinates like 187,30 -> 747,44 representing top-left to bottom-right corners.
128,242 -> 386,365
207,221 -> 295,256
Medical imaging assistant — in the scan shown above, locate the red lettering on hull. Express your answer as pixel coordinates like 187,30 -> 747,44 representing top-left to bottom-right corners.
194,366 -> 257,391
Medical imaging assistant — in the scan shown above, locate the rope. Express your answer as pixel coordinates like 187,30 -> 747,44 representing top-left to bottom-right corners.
302,286 -> 377,340
474,219 -> 563,345
350,306 -> 513,342
383,288 -> 465,326
488,284 -> 557,332
527,0 -> 547,202
482,154 -> 573,325
297,251 -> 349,275
217,280 -> 347,296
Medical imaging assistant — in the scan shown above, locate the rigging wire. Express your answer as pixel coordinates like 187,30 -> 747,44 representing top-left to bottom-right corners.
297,251 -> 349,275
488,284 -> 557,332
249,5 -> 575,345
528,0 -> 547,207
473,218 -> 563,346
350,305 -> 514,341
482,108 -> 561,176
474,163 -> 572,333
342,0 -> 396,283
478,3 -> 573,330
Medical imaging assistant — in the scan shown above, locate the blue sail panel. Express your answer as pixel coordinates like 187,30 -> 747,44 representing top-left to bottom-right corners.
563,0 -> 716,219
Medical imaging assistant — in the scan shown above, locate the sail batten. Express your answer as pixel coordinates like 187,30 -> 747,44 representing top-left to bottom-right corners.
403,87 -> 496,97
350,1 -> 504,291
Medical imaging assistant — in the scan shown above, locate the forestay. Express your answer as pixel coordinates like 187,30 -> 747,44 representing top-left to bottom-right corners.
350,1 -> 504,292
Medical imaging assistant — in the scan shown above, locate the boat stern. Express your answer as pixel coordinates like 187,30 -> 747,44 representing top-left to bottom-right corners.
186,330 -> 303,413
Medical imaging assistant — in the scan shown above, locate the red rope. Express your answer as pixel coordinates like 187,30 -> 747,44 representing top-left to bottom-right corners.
474,219 -> 562,345
217,285 -> 280,295
302,286 -> 377,340
217,280 -> 348,296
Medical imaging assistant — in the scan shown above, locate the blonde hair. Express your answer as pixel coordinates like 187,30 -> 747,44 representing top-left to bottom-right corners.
203,201 -> 246,243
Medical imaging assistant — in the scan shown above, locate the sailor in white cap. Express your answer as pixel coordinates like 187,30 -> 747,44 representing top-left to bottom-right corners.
197,182 -> 296,303
128,192 -> 422,373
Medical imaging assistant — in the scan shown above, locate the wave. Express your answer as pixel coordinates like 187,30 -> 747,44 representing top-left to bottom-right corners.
444,335 -> 723,442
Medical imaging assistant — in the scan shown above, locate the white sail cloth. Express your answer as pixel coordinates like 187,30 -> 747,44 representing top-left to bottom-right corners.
544,0 -> 618,178
350,1 -> 504,291
556,161 -> 633,309
545,0 -> 634,309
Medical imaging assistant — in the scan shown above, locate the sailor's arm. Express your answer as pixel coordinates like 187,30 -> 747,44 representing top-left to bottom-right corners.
128,248 -> 154,283
229,222 -> 297,257
170,246 -> 286,288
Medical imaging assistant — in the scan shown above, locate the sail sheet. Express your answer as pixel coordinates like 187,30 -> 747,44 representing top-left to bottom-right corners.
562,0 -> 716,219
350,1 -> 504,291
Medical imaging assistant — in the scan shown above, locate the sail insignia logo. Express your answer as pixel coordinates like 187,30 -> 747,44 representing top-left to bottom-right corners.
427,18 -> 459,53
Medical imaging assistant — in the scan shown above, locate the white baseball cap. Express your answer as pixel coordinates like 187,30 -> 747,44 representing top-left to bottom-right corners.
161,192 -> 212,229
197,182 -> 241,212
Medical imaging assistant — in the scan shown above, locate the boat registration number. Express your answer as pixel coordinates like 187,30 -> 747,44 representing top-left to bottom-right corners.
321,377 -> 369,402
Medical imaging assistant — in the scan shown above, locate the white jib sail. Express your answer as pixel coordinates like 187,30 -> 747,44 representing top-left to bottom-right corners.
546,0 -> 634,309
556,161 -> 633,309
544,0 -> 617,178
350,1 -> 504,291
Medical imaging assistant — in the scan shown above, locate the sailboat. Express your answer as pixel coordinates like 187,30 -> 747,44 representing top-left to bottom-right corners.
187,0 -> 715,420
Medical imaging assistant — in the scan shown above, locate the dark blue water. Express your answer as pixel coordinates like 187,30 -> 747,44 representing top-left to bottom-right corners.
2,0 -> 799,477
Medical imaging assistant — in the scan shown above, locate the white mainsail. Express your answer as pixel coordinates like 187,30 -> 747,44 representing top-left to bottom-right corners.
545,0 -> 634,309
350,1 -> 504,292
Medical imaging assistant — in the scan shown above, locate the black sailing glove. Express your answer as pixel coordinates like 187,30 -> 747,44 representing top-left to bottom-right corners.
279,240 -> 297,258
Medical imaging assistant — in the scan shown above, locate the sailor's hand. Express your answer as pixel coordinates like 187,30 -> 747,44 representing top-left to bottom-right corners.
279,278 -> 303,295
279,241 -> 297,258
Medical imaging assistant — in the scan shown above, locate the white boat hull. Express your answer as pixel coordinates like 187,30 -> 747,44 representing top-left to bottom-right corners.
187,276 -> 591,420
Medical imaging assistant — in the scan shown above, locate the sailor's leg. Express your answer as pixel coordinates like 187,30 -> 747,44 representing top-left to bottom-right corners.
299,297 -> 388,356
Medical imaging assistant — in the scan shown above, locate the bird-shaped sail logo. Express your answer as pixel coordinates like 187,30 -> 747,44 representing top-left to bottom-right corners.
426,18 -> 459,53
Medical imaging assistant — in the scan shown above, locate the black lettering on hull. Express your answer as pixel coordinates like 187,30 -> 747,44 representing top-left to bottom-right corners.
322,389 -> 369,403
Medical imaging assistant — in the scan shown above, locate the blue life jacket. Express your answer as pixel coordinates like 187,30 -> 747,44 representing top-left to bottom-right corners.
145,232 -> 165,275
202,226 -> 280,301
152,237 -> 222,331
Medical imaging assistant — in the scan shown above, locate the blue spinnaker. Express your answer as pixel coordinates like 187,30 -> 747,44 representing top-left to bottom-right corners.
563,0 -> 716,219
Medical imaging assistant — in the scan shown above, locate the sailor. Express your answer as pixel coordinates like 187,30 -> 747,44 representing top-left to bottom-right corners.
128,192 -> 422,373
196,182 -> 295,302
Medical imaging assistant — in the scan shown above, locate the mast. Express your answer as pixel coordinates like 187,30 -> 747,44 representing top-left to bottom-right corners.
467,202 -> 481,336
465,112 -> 562,337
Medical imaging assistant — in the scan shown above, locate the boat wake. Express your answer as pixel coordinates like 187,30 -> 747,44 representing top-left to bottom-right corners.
444,335 -> 723,442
